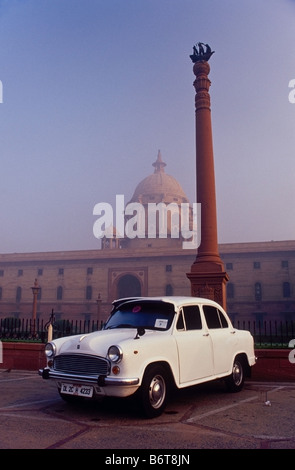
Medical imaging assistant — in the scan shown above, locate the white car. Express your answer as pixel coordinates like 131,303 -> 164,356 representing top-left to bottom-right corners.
39,296 -> 256,418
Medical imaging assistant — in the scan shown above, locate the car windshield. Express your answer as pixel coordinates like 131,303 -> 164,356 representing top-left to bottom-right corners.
104,300 -> 175,331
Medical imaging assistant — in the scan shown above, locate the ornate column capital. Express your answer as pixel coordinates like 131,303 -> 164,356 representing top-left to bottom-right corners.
193,61 -> 211,111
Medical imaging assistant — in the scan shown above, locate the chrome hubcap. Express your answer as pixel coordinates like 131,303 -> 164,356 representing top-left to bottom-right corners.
233,361 -> 243,386
149,375 -> 166,409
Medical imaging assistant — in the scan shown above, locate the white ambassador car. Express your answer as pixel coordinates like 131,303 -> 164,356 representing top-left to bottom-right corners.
39,296 -> 256,418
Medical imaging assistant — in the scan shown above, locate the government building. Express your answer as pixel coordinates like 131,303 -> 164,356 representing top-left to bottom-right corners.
0,153 -> 294,325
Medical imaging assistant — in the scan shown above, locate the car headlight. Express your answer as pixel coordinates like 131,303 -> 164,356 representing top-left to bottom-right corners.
107,345 -> 123,363
45,342 -> 56,358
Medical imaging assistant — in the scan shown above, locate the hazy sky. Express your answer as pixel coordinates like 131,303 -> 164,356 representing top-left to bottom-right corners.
0,0 -> 294,254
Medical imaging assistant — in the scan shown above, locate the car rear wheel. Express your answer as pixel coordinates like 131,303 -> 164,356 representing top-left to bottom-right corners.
139,365 -> 169,418
225,357 -> 245,392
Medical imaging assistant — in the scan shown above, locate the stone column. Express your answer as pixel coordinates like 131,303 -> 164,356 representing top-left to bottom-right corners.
187,46 -> 229,309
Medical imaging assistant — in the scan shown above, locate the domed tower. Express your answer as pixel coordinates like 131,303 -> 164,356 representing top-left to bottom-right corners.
130,150 -> 188,206
101,151 -> 194,301
100,151 -> 194,251
123,150 -> 193,250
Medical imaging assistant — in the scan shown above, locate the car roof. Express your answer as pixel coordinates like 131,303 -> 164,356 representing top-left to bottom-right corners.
112,296 -> 224,310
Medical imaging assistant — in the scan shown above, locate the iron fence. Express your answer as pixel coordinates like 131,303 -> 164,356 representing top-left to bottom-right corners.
232,319 -> 295,348
0,317 -> 101,343
0,317 -> 294,347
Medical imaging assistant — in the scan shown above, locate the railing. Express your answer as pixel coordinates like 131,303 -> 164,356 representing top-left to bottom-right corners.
0,317 -> 295,347
232,319 -> 295,348
0,318 -> 102,343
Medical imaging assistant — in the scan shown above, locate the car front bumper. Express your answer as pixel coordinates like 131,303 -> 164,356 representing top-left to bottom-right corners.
38,367 -> 139,387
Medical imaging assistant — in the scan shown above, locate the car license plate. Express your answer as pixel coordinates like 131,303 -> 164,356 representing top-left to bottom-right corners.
61,383 -> 93,398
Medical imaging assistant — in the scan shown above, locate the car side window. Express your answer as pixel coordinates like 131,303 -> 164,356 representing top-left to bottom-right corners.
176,312 -> 185,330
182,305 -> 202,330
219,310 -> 229,328
203,305 -> 229,329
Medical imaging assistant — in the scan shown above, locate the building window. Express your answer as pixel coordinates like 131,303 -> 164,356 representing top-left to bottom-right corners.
283,282 -> 291,298
38,268 -> 43,276
253,262 -> 260,269
16,286 -> 22,302
18,269 -> 23,276
37,287 -> 42,300
165,284 -> 173,295
226,263 -> 233,270
227,283 -> 235,299
255,282 -> 262,301
86,285 -> 92,300
57,286 -> 63,300
87,267 -> 93,275
58,268 -> 64,275
0,270 -> 4,277
0,287 -> 2,300
166,265 -> 172,272
282,260 -> 289,268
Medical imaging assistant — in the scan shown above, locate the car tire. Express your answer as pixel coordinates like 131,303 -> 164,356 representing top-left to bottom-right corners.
225,357 -> 245,392
139,364 -> 169,418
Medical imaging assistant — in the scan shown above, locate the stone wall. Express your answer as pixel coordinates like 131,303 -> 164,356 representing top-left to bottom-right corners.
0,342 -> 46,371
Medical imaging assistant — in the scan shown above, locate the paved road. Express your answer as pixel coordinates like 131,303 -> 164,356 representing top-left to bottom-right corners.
0,369 -> 295,450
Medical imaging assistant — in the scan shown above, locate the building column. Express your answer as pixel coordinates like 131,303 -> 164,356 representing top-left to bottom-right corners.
187,45 -> 229,309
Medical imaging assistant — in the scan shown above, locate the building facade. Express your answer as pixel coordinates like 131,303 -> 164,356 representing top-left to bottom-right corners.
0,154 -> 294,324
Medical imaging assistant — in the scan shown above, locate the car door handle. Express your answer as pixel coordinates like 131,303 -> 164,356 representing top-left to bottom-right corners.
203,333 -> 209,337
230,330 -> 236,334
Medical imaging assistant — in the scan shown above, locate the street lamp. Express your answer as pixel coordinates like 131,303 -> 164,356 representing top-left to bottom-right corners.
31,278 -> 40,336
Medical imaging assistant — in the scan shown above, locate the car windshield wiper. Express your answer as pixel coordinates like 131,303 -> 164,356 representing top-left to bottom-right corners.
105,324 -> 134,329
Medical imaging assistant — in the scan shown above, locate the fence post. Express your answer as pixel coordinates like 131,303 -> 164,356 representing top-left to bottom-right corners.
47,310 -> 55,342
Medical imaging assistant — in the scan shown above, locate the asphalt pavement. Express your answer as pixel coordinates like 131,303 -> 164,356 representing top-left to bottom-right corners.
0,369 -> 295,450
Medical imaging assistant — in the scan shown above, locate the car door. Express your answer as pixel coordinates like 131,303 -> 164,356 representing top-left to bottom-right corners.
174,305 -> 214,384
202,305 -> 236,375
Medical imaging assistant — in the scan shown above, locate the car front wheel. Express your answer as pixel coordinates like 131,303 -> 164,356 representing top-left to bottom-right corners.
139,365 -> 169,418
225,357 -> 245,392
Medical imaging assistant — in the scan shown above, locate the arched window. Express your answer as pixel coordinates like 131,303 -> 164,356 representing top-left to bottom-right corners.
57,286 -> 63,300
86,285 -> 92,300
255,282 -> 262,301
227,283 -> 235,299
16,286 -> 22,303
283,282 -> 291,298
165,284 -> 173,296
117,275 -> 141,298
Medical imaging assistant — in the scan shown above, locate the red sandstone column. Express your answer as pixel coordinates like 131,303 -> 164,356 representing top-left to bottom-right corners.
187,45 -> 229,309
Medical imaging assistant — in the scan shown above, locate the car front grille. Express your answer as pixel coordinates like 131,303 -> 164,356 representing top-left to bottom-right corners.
53,354 -> 110,376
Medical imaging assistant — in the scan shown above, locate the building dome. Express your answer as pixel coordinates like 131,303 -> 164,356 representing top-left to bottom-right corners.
128,151 -> 189,205
101,151 -> 193,250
